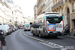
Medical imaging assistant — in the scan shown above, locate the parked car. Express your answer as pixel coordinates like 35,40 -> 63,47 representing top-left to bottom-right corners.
0,25 -> 10,35
9,28 -> 12,33
15,27 -> 18,30
12,28 -> 15,32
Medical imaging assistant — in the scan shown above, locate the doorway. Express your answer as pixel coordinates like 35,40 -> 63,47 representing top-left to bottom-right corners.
67,8 -> 70,27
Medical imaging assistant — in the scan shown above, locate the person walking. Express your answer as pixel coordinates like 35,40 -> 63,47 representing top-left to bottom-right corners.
63,24 -> 70,35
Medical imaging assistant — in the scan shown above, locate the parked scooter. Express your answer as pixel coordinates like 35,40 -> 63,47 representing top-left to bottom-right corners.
0,30 -> 6,46
63,24 -> 70,35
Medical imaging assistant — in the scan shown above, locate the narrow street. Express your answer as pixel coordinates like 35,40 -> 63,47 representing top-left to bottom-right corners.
25,31 -> 75,46
3,29 -> 75,50
0,0 -> 75,50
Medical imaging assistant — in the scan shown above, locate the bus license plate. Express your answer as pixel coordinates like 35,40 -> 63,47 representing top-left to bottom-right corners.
53,32 -> 57,33
56,24 -> 62,28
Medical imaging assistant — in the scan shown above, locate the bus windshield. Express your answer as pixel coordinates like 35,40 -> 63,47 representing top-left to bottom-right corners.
25,24 -> 30,27
46,16 -> 62,24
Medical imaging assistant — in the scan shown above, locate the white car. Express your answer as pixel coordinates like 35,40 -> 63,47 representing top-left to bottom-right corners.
0,25 -> 10,35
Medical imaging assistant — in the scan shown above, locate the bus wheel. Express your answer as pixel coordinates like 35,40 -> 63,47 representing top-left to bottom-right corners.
31,30 -> 33,33
54,36 -> 57,38
39,33 -> 42,38
33,34 -> 35,36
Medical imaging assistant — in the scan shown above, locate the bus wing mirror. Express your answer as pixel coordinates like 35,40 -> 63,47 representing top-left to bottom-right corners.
30,22 -> 32,25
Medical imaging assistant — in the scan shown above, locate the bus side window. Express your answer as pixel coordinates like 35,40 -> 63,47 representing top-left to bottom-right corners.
43,19 -> 45,25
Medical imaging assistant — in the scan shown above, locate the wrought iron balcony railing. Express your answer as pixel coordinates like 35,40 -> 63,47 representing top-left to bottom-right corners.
52,0 -> 63,10
65,0 -> 75,3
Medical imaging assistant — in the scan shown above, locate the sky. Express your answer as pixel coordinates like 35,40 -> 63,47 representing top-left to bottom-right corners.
13,0 -> 37,18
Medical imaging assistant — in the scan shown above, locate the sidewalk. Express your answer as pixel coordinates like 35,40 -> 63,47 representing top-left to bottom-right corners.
64,35 -> 75,39
3,46 -> 7,50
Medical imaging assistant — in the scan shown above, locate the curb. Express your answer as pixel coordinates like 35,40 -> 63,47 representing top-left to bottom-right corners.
23,31 -> 46,42
64,35 -> 75,39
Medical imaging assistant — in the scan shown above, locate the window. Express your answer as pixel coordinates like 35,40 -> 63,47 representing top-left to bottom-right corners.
72,3 -> 74,12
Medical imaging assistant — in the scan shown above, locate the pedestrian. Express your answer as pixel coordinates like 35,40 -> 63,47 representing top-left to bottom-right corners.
63,24 -> 70,35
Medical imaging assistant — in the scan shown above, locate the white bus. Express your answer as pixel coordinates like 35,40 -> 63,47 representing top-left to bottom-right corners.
31,12 -> 64,37
24,24 -> 30,31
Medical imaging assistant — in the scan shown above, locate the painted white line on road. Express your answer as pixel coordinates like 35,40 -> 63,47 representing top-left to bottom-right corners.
23,31 -> 64,49
39,42 -> 72,50
39,42 -> 74,50
23,31 -> 45,42
39,42 -> 64,48
23,31 -> 74,50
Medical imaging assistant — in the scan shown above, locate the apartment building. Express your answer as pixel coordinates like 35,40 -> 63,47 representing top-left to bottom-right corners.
0,1 -> 12,24
37,0 -> 45,16
52,0 -> 75,33
45,0 -> 53,12
13,5 -> 25,26
34,5 -> 37,19
36,0 -> 53,16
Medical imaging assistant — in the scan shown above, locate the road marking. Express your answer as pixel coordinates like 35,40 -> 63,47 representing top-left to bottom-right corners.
23,31 -> 74,50
23,31 -> 45,42
39,42 -> 74,50
39,42 -> 64,48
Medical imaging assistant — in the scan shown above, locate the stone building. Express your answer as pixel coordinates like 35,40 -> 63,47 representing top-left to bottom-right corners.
45,0 -> 53,12
0,0 -> 12,24
37,0 -> 45,16
52,0 -> 75,33
34,5 -> 37,19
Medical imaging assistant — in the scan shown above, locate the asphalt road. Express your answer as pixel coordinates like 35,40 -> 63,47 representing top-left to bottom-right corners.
24,31 -> 75,50
3,29 -> 75,50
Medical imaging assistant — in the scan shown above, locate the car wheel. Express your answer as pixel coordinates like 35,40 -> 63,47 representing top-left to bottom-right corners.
33,34 -> 35,36
39,33 -> 42,38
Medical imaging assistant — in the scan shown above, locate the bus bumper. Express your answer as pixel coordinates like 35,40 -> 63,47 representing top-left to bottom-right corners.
45,32 -> 62,36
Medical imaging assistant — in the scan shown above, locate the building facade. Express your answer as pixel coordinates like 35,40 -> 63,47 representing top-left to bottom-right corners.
34,5 -> 37,19
0,0 -> 25,26
0,0 -> 12,25
36,0 -> 53,16
45,0 -> 53,12
52,0 -> 75,33
37,0 -> 45,16
12,5 -> 25,26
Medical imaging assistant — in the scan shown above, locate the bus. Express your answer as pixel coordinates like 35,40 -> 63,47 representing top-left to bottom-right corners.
30,12 -> 64,37
24,24 -> 30,31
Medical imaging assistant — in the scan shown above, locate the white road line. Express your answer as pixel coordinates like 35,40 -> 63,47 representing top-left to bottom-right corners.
23,31 -> 74,50
39,42 -> 64,48
23,31 -> 45,42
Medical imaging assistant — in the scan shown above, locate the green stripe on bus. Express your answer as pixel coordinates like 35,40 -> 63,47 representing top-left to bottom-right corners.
45,16 -> 46,20
62,16 -> 64,19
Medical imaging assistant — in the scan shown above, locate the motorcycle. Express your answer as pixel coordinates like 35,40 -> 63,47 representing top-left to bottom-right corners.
0,30 -> 6,46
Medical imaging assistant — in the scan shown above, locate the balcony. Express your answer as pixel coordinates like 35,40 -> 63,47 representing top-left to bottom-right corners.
65,0 -> 75,3
52,0 -> 63,10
